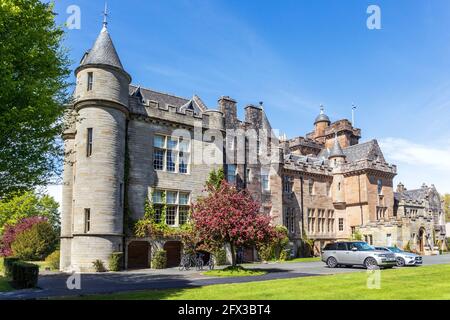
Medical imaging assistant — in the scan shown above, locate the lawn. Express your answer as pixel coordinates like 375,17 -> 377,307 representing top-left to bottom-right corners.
203,266 -> 267,277
75,264 -> 450,300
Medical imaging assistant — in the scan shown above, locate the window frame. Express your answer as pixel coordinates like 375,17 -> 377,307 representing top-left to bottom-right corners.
338,218 -> 344,232
84,208 -> 91,233
153,134 -> 191,174
151,189 -> 191,227
86,128 -> 93,157
87,72 -> 93,91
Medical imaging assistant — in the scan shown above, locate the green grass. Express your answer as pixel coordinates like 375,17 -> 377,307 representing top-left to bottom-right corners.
203,266 -> 267,277
73,264 -> 450,300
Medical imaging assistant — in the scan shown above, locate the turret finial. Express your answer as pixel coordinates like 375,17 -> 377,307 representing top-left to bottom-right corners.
102,2 -> 108,30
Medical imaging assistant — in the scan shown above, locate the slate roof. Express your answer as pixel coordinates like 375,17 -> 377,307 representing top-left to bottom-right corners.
80,27 -> 124,70
317,140 -> 386,164
129,85 -> 190,108
314,110 -> 331,124
395,186 -> 442,210
285,154 -> 329,166
329,136 -> 345,158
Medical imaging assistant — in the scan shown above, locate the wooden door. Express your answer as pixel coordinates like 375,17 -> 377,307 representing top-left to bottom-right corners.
164,241 -> 182,268
127,241 -> 150,269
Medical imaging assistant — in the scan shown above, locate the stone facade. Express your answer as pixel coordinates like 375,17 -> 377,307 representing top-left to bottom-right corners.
61,24 -> 447,272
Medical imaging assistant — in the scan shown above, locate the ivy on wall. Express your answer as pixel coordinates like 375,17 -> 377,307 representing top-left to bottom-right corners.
134,191 -> 194,241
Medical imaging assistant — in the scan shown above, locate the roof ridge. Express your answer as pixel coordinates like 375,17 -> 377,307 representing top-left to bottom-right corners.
343,139 -> 376,150
129,84 -> 190,102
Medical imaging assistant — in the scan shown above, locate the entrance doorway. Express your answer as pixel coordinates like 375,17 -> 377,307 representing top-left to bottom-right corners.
164,241 -> 182,268
127,241 -> 150,269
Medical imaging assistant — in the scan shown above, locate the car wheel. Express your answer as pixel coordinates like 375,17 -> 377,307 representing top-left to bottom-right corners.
364,257 -> 378,269
327,257 -> 338,268
396,257 -> 405,267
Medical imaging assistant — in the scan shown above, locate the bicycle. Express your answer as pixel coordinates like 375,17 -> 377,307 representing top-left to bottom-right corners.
206,257 -> 215,270
179,254 -> 195,271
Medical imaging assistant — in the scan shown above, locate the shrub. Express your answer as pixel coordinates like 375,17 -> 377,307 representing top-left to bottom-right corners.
3,257 -> 20,278
45,250 -> 60,270
213,248 -> 227,266
11,221 -> 58,261
279,248 -> 291,261
258,244 -> 274,262
109,252 -> 123,272
0,216 -> 48,257
11,261 -> 39,289
151,250 -> 167,269
92,260 -> 107,272
404,241 -> 412,252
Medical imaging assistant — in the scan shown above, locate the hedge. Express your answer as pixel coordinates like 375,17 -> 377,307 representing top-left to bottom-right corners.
109,252 -> 123,272
3,257 -> 20,278
151,250 -> 167,269
11,261 -> 39,289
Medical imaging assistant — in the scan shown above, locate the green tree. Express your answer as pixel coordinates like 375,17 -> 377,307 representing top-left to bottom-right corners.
206,168 -> 225,191
444,194 -> 450,221
0,0 -> 70,198
0,191 -> 60,234
11,221 -> 58,261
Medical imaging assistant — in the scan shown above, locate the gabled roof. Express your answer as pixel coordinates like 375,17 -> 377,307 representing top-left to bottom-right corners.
80,27 -> 124,70
318,140 -> 386,164
344,140 -> 385,163
395,185 -> 441,210
129,85 -> 209,114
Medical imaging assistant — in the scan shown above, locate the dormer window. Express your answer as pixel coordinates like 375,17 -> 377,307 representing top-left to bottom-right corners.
87,72 -> 93,91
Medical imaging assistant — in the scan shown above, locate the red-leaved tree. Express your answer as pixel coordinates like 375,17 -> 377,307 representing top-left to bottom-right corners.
192,181 -> 275,266
0,216 -> 47,257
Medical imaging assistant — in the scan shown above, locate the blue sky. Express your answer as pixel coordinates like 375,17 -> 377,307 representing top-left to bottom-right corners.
46,0 -> 450,202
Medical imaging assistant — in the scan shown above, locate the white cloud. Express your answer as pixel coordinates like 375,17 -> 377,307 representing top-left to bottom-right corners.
379,137 -> 450,194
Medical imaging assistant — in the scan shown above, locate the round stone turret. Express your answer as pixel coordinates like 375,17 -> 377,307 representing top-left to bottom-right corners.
314,106 -> 330,137
61,24 -> 130,272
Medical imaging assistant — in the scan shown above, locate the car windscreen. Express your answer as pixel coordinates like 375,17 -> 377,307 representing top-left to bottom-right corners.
350,242 -> 374,251
387,247 -> 403,253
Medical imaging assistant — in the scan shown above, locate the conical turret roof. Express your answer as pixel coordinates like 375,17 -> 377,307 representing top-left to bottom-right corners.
329,134 -> 346,159
80,26 -> 124,70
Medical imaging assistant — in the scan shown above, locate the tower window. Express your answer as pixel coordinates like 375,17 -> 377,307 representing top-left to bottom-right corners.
84,209 -> 91,233
86,128 -> 93,157
377,179 -> 383,195
261,170 -> 270,192
87,72 -> 93,91
338,218 -> 344,231
309,179 -> 315,195
227,164 -> 237,184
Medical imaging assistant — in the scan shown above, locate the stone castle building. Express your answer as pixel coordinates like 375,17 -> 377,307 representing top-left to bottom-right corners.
60,22 -> 446,272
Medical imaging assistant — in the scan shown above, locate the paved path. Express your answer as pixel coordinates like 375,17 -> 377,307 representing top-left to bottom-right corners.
1,254 -> 449,300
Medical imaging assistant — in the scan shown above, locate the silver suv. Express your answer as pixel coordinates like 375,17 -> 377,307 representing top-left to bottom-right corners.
374,246 -> 423,267
321,241 -> 397,269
